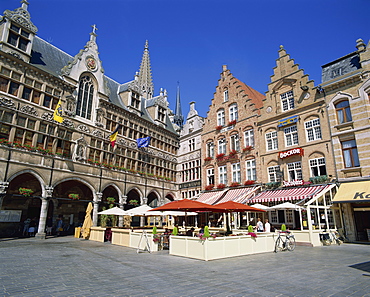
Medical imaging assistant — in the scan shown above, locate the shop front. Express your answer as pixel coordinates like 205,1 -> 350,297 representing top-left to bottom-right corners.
331,180 -> 370,242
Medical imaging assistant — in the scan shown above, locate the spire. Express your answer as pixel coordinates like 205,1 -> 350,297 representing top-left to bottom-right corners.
173,82 -> 184,128
138,40 -> 154,99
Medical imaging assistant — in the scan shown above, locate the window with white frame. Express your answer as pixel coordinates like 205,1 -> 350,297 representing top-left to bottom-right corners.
217,109 -> 225,126
218,138 -> 226,154
229,104 -> 238,122
223,89 -> 229,102
305,118 -> 322,142
287,161 -> 302,181
270,210 -> 278,223
284,125 -> 298,146
230,134 -> 240,151
207,168 -> 214,185
268,165 -> 280,182
244,129 -> 254,147
309,157 -> 327,177
266,131 -> 278,151
280,90 -> 294,111
219,165 -> 227,185
245,159 -> 256,181
232,163 -> 241,183
341,139 -> 360,168
206,141 -> 214,158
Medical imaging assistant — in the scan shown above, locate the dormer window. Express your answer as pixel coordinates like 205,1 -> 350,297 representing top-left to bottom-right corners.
157,106 -> 166,122
281,90 -> 294,111
7,23 -> 30,52
130,91 -> 140,109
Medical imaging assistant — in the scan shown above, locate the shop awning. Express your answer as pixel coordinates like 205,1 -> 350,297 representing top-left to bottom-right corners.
332,181 -> 370,203
217,186 -> 260,204
196,190 -> 227,205
248,185 -> 329,203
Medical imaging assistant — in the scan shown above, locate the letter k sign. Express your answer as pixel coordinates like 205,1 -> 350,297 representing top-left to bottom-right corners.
353,192 -> 370,199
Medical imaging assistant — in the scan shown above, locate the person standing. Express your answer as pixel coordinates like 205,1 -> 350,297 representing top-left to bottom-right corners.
46,216 -> 53,235
256,218 -> 264,232
264,219 -> 271,232
23,218 -> 31,237
56,216 -> 63,236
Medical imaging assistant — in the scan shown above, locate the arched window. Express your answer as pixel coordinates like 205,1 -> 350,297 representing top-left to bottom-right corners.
76,76 -> 94,119
335,100 -> 352,124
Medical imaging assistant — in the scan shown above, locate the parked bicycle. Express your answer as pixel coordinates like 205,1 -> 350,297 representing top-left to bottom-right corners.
274,231 -> 296,252
319,229 -> 343,246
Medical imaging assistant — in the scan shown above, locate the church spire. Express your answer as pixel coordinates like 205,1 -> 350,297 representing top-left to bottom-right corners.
173,82 -> 184,128
138,40 -> 154,99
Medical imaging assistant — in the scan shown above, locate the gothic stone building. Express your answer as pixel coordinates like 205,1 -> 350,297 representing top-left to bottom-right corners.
0,1 -> 179,238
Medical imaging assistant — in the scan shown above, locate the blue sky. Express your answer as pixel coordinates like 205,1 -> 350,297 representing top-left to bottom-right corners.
2,0 -> 370,118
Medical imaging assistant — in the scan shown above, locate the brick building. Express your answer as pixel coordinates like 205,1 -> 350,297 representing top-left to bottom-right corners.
199,65 -> 264,207
322,38 -> 370,241
250,45 -> 338,231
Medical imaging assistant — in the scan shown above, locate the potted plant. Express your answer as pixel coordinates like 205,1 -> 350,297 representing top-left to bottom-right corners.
216,153 -> 225,160
216,183 -> 226,189
128,199 -> 139,206
19,187 -> 34,197
230,182 -> 240,188
229,149 -> 237,157
215,125 -> 222,131
244,180 -> 255,186
205,184 -> 214,191
243,145 -> 253,152
204,156 -> 213,162
68,193 -> 80,200
228,120 -> 237,126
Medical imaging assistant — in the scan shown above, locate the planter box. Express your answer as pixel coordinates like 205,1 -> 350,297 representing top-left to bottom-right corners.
170,233 -> 275,261
89,227 -> 106,242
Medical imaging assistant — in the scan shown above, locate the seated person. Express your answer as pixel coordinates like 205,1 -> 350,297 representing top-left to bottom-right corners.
185,227 -> 195,237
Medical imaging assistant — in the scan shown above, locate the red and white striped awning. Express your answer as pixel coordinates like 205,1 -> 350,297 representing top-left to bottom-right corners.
197,190 -> 227,205
216,186 -> 259,204
248,185 -> 330,203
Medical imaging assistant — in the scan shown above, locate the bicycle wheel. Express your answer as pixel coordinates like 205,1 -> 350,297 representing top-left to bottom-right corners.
286,236 -> 296,251
274,237 -> 285,252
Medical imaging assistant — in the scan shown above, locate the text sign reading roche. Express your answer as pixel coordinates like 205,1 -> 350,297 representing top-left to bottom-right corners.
279,148 -> 304,159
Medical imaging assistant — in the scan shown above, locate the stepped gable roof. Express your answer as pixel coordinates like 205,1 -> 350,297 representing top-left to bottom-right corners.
234,77 -> 265,109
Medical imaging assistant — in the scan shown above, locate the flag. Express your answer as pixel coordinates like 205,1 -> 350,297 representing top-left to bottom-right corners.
53,99 -> 64,123
136,136 -> 151,148
109,125 -> 120,147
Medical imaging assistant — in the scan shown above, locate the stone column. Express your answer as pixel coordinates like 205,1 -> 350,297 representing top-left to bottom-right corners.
118,195 -> 127,227
0,182 -> 9,209
93,192 -> 102,226
35,186 -> 53,240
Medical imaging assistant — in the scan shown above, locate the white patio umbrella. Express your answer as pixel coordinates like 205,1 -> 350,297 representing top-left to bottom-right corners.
270,202 -> 302,210
270,202 -> 304,231
97,206 -> 128,215
250,203 -> 271,210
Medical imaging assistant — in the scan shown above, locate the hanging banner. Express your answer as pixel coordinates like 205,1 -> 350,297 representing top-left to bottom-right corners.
277,115 -> 298,127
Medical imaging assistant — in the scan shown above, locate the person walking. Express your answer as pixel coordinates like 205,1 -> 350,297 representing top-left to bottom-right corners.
56,216 -> 63,236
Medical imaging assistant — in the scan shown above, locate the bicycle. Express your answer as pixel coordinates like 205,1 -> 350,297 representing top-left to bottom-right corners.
320,230 -> 343,246
274,231 -> 296,252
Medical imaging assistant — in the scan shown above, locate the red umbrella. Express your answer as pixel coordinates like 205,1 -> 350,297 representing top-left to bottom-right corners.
213,201 -> 266,213
150,199 -> 219,212
150,199 -> 220,229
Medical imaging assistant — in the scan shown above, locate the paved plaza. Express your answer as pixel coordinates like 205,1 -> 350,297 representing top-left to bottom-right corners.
0,236 -> 369,297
